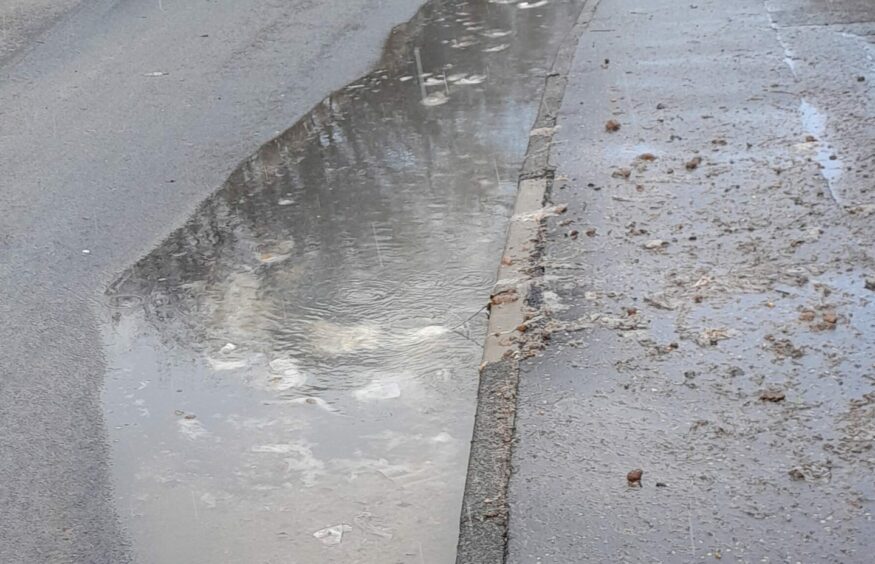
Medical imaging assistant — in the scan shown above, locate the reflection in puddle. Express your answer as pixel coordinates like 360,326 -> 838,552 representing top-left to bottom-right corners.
102,0 -> 585,561
798,99 -> 843,203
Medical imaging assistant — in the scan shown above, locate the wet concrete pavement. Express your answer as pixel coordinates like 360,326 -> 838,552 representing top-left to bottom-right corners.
507,0 -> 875,562
0,0 -> 82,64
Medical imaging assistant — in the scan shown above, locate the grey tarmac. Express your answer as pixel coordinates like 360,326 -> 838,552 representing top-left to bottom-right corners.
0,1 -> 426,561
1,0 -> 593,562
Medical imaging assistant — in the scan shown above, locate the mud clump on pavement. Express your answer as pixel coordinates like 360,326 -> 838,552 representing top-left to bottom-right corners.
766,336 -> 805,359
759,389 -> 786,402
491,289 -> 519,305
684,155 -> 702,170
787,462 -> 832,484
798,309 -> 816,321
604,119 -> 620,132
626,468 -> 643,486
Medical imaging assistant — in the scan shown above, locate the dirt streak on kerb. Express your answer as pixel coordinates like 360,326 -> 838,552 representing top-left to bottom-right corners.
455,1 -> 601,563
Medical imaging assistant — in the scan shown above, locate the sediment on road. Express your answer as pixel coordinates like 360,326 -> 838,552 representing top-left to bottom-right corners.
505,0 -> 875,562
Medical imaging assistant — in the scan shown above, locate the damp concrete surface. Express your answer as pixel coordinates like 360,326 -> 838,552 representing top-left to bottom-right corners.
507,0 -> 875,562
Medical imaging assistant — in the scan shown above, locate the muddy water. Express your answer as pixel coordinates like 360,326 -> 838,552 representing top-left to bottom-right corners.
101,1 -> 583,562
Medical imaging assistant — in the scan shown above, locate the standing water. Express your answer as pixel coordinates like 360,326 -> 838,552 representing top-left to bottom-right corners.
102,0 -> 584,561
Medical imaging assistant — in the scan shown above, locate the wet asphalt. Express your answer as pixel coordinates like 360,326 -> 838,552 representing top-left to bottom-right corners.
507,0 -> 875,562
0,1 -> 429,561
98,1 -> 587,561
1,0 -> 594,562
5,0 -> 870,562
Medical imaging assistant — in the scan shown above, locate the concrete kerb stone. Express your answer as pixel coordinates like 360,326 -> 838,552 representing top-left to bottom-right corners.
455,1 -> 601,563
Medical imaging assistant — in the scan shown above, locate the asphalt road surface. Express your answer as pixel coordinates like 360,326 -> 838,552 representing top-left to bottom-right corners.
0,1 -> 425,561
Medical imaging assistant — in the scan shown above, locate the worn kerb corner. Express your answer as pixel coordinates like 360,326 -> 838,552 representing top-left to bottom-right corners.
455,1 -> 601,563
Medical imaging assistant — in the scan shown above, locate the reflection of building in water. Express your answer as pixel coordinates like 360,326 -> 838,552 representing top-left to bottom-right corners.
106,34 -> 530,366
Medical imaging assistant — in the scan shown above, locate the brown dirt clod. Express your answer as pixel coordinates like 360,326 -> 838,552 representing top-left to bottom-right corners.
491,291 -> 519,305
627,468 -> 643,485
685,156 -> 703,170
760,390 -> 786,402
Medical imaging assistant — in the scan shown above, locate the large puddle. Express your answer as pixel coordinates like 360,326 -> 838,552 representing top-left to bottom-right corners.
101,0 -> 584,561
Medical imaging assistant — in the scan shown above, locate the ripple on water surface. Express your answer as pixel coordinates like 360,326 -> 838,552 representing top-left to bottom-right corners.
102,0 -> 585,562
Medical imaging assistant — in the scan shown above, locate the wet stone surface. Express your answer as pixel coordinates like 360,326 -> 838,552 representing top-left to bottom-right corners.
508,0 -> 875,562
101,0 -> 584,562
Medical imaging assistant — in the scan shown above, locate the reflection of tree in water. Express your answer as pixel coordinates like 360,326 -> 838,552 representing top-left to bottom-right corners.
107,0 -> 583,363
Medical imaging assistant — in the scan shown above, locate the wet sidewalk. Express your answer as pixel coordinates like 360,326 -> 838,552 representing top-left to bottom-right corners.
505,0 -> 875,562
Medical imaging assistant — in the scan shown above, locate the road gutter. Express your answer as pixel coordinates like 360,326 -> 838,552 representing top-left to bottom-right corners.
455,1 -> 602,562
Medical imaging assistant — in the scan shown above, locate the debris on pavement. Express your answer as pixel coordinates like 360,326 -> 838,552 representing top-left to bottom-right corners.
696,328 -> 731,346
759,389 -> 786,402
507,1 -> 875,562
604,119 -> 621,132
313,524 -> 352,546
787,462 -> 832,484
767,337 -> 805,359
512,204 -> 568,222
684,155 -> 702,170
626,468 -> 643,486
643,294 -> 677,310
798,310 -> 816,321
643,239 -> 667,250
491,290 -> 519,305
